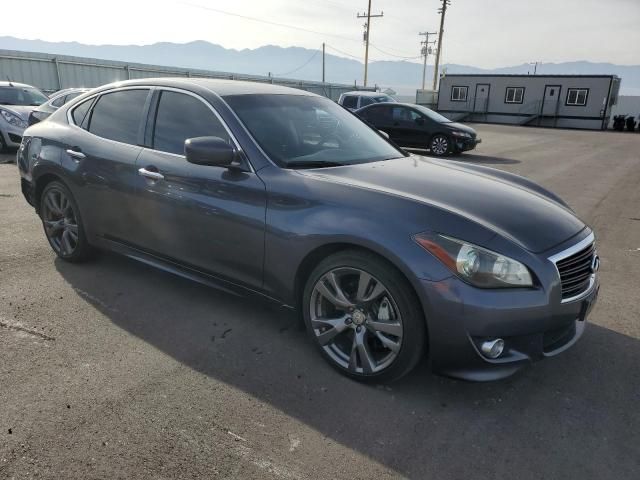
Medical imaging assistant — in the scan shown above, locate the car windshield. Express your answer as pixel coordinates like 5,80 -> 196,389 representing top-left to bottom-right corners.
224,94 -> 404,168
0,86 -> 49,106
413,104 -> 452,123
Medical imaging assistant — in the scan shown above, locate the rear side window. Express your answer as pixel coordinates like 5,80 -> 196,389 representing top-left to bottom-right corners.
152,91 -> 230,155
342,96 -> 358,109
88,89 -> 149,145
51,95 -> 67,108
71,99 -> 93,127
360,96 -> 374,107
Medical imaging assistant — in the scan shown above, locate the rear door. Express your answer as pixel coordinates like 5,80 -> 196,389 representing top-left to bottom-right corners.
390,106 -> 425,147
132,89 -> 266,289
63,88 -> 151,243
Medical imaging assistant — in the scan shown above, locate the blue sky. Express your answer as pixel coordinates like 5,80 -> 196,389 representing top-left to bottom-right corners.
7,0 -> 639,67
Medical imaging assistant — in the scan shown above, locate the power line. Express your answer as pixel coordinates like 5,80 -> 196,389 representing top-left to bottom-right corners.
272,49 -> 321,77
369,43 -> 422,60
325,44 -> 363,60
179,1 -> 358,43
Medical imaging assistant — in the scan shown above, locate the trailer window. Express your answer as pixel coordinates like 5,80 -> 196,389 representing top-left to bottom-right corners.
566,88 -> 589,106
450,86 -> 468,102
505,87 -> 525,104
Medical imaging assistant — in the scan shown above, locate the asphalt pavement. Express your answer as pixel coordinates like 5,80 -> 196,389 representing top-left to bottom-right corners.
1,124 -> 639,479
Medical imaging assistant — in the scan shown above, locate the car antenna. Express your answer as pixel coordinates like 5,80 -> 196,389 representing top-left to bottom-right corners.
6,76 -> 13,87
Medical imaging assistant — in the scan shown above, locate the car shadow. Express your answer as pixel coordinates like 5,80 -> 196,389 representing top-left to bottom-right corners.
55,253 -> 639,479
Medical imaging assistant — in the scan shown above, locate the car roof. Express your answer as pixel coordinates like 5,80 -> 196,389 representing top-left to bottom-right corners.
0,81 -> 37,88
355,102 -> 415,112
341,91 -> 388,97
89,77 -> 318,97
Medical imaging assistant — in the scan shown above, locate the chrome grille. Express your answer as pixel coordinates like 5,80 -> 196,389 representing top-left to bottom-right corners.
553,240 -> 596,301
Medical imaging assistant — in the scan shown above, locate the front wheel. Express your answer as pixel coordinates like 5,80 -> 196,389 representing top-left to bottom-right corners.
429,134 -> 451,156
303,250 -> 426,383
40,181 -> 94,262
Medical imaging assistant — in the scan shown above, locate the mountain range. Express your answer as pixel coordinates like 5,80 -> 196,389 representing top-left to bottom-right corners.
1,36 -> 639,96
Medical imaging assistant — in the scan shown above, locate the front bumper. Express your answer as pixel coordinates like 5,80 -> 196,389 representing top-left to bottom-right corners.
454,137 -> 481,152
1,124 -> 25,148
418,271 -> 599,381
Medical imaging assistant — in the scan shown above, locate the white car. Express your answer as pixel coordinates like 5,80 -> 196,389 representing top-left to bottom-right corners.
338,91 -> 397,111
0,81 -> 49,152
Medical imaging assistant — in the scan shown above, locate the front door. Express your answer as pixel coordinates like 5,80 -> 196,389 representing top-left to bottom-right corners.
542,85 -> 561,116
473,84 -> 490,113
131,89 -> 267,290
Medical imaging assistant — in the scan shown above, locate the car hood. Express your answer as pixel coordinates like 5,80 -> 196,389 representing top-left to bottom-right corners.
444,122 -> 477,136
302,156 -> 585,253
0,105 -> 35,121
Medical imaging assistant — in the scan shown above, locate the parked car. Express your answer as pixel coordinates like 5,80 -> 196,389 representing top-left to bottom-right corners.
28,88 -> 91,126
338,91 -> 396,111
356,102 -> 480,156
18,78 -> 599,383
0,81 -> 49,152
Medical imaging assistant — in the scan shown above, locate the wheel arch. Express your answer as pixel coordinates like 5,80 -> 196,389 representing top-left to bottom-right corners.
293,242 -> 431,337
34,172 -> 66,214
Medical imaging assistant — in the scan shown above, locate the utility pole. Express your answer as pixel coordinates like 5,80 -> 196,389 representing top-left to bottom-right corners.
529,61 -> 539,75
432,0 -> 451,91
322,43 -> 326,82
419,31 -> 437,91
357,0 -> 383,87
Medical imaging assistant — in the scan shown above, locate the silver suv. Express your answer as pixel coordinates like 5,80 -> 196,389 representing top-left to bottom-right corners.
0,81 -> 49,152
338,91 -> 396,111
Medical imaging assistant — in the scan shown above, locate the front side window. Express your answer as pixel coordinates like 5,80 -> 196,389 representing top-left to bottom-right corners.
341,96 -> 358,109
152,91 -> 231,155
505,87 -> 525,104
0,86 -> 48,106
451,86 -> 468,102
88,89 -> 149,145
566,88 -> 588,106
224,94 -> 403,168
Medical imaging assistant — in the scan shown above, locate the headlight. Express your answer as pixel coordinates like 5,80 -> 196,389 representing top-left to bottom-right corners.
414,232 -> 533,288
451,130 -> 472,138
0,109 -> 28,128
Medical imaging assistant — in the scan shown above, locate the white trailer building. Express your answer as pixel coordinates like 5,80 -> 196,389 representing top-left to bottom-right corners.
436,74 -> 621,130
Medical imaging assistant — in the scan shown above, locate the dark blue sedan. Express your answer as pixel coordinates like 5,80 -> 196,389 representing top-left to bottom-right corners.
18,79 -> 599,382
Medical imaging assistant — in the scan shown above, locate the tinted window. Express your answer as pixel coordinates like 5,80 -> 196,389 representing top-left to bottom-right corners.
88,89 -> 148,145
51,95 -> 67,108
342,96 -> 357,109
363,106 -> 391,124
0,86 -> 48,106
71,99 -> 93,127
360,96 -> 374,107
153,91 -> 230,155
392,107 -> 421,123
224,94 -> 402,168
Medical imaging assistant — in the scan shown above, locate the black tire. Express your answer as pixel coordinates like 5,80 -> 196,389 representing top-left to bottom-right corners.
302,250 -> 426,383
40,180 -> 94,263
0,134 -> 7,155
429,134 -> 451,156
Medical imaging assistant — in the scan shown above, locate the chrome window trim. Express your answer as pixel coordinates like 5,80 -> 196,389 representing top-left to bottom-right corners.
548,232 -> 597,304
66,85 -> 252,172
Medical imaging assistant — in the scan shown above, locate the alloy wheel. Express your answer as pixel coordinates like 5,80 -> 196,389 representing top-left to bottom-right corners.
42,188 -> 79,256
309,267 -> 403,374
431,135 -> 449,155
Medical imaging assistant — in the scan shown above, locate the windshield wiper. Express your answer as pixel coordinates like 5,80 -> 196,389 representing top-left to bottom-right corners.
285,160 -> 345,169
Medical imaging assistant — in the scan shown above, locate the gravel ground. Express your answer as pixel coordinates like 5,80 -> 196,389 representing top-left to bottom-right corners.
1,124 -> 639,479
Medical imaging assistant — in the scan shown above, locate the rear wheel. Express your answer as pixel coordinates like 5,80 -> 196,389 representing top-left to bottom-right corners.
429,134 -> 451,156
303,250 -> 426,383
40,181 -> 94,262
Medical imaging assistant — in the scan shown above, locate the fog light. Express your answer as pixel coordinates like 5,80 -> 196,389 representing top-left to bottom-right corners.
480,338 -> 505,359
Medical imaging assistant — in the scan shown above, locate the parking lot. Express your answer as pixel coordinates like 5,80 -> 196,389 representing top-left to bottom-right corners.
1,124 -> 639,479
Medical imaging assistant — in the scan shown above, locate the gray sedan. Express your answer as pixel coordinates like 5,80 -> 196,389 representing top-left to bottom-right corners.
17,78 -> 599,382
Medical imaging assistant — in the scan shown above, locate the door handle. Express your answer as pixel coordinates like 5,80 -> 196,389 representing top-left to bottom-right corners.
138,167 -> 164,181
66,148 -> 86,160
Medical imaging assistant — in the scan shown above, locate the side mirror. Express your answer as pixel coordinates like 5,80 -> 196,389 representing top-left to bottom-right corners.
378,130 -> 390,139
185,136 -> 236,167
415,116 -> 425,126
